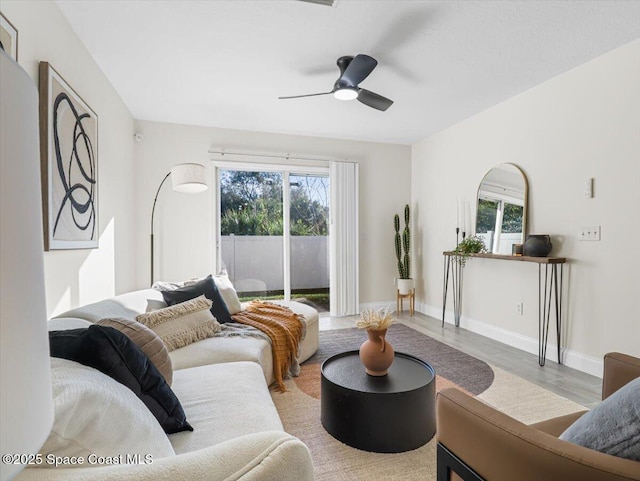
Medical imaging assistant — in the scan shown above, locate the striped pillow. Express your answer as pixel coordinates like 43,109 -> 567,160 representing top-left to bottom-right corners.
96,317 -> 173,385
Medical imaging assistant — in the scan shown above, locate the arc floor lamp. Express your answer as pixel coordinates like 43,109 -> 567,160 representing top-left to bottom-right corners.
150,163 -> 208,284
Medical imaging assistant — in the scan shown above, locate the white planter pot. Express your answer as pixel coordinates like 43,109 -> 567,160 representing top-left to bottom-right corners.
396,278 -> 415,295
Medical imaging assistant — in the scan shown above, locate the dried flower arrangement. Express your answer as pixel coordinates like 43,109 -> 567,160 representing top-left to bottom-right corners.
356,307 -> 396,331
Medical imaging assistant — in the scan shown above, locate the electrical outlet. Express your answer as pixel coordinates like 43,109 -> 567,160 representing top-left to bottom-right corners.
578,226 -> 601,241
516,302 -> 524,316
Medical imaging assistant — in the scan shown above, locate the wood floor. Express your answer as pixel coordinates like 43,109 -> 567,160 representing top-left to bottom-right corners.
319,311 -> 602,409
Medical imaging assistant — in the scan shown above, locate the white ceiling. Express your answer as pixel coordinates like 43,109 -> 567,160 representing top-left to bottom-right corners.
56,0 -> 640,145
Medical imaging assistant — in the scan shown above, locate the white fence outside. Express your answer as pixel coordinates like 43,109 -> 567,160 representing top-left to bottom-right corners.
221,235 -> 329,293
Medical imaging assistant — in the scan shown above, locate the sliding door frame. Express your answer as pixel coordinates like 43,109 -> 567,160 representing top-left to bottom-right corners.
212,160 -> 329,304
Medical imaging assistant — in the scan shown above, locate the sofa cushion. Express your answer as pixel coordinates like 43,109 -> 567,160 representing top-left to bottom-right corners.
560,377 -> 640,461
170,335 -> 274,384
136,295 -> 221,351
161,275 -> 233,324
169,362 -> 283,454
96,317 -> 173,385
49,325 -> 193,434
37,358 -> 174,467
213,272 -> 242,314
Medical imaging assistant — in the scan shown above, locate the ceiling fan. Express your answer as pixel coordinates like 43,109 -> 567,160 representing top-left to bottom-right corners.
279,54 -> 394,111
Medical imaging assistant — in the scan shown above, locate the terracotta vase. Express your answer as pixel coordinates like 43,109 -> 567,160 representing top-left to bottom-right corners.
359,328 -> 395,376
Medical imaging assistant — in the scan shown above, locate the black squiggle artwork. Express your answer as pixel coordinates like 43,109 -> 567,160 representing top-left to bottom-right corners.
52,92 -> 96,240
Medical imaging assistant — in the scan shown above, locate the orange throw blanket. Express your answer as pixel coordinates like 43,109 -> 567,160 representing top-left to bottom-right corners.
232,301 -> 305,392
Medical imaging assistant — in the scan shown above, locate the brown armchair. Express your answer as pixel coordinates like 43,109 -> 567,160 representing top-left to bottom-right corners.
436,352 -> 640,481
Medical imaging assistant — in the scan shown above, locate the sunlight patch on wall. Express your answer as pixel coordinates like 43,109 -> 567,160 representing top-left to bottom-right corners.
50,287 -> 72,317
79,218 -> 116,306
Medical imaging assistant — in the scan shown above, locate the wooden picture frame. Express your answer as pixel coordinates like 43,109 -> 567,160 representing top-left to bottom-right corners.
0,11 -> 18,61
39,62 -> 99,250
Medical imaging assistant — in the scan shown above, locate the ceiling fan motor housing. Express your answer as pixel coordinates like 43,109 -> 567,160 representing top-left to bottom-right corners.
336,56 -> 354,76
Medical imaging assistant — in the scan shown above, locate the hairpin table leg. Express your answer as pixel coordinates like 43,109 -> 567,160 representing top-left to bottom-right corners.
442,255 -> 451,326
538,263 -> 563,366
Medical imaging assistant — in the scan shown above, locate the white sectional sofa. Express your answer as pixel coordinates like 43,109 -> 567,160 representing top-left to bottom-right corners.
17,288 -> 318,481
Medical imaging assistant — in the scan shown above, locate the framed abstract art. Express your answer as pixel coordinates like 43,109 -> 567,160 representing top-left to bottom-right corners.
0,12 -> 18,61
39,62 -> 98,250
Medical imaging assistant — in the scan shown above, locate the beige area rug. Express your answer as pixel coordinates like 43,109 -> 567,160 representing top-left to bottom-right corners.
476,367 -> 587,425
273,376 -> 439,481
271,327 -> 587,481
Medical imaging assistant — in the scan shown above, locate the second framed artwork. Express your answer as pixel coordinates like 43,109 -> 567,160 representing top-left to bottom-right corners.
0,12 -> 18,61
39,62 -> 99,250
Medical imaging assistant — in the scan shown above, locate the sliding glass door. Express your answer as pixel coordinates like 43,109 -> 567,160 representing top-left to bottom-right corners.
217,166 -> 330,313
289,173 -> 330,313
219,169 -> 284,299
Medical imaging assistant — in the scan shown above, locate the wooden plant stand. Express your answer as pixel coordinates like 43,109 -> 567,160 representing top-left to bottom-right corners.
397,289 -> 415,316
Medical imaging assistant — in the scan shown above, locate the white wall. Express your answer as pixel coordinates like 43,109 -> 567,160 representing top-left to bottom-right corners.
412,39 -> 640,374
2,2 -> 136,316
133,120 -> 411,304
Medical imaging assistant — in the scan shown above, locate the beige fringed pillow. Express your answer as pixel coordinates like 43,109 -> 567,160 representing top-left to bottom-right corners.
135,295 -> 221,351
96,317 -> 173,385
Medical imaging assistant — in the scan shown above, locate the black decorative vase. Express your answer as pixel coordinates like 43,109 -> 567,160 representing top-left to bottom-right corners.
524,235 -> 552,257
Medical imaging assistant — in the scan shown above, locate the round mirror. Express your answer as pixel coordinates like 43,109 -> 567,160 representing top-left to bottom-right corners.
475,163 -> 528,254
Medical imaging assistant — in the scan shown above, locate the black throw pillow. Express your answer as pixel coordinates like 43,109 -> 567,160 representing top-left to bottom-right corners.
49,326 -> 193,434
161,274 -> 233,324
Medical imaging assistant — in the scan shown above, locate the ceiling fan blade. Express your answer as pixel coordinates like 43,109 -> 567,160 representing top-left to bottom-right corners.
278,92 -> 333,100
341,54 -> 377,86
357,89 -> 394,111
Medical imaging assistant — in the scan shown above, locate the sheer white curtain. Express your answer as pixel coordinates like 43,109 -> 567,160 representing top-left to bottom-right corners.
329,161 -> 359,316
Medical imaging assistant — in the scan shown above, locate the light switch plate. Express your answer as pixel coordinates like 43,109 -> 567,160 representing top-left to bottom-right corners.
584,178 -> 593,198
579,225 -> 601,241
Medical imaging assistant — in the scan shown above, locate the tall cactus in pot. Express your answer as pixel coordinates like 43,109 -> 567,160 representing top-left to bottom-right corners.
394,204 -> 411,279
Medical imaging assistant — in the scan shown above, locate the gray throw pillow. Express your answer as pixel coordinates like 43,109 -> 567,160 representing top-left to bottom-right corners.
560,377 -> 640,461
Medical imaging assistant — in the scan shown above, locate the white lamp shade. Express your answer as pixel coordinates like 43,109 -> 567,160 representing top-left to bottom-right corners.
170,163 -> 208,193
0,51 -> 54,480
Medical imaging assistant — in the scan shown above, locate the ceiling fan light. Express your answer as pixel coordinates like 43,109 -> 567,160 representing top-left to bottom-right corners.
333,88 -> 358,101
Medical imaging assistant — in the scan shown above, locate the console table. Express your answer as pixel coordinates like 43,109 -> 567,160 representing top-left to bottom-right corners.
441,252 -> 566,367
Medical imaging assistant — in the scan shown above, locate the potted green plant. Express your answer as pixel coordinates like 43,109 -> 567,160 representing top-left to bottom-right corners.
394,204 -> 414,295
454,235 -> 487,267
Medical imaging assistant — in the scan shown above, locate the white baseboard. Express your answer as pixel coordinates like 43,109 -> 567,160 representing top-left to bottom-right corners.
416,302 -> 603,378
562,350 -> 604,378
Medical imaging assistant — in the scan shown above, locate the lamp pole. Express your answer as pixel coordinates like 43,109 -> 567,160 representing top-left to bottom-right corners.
149,163 -> 208,286
150,172 -> 171,285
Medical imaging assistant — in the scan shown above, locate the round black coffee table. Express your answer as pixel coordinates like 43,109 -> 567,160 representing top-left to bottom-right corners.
320,350 -> 436,453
